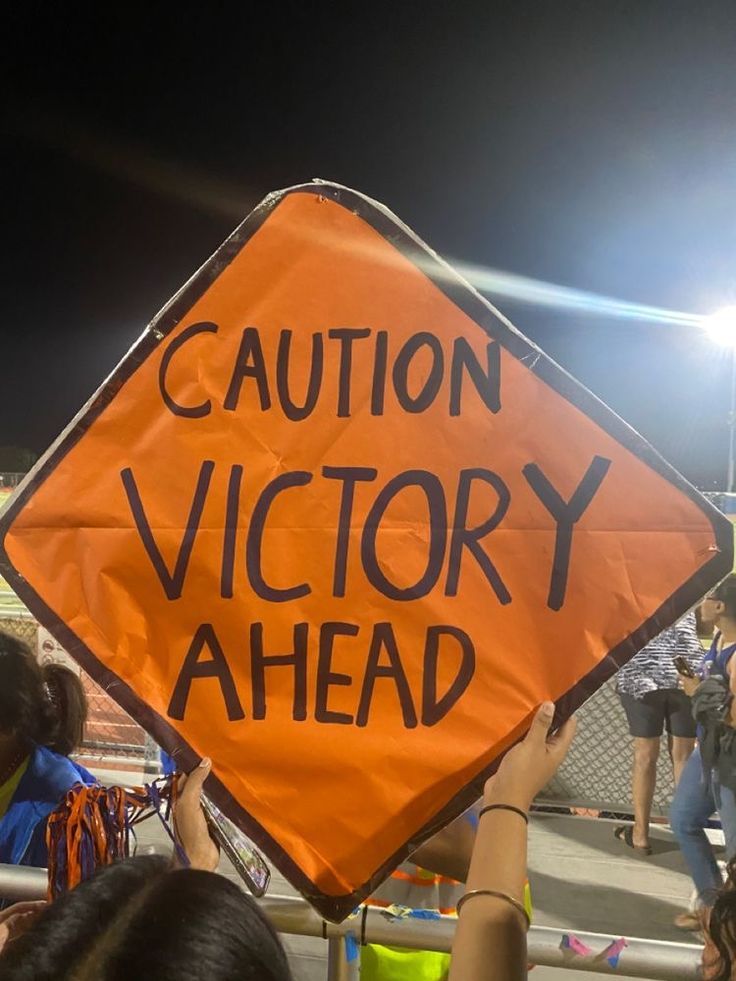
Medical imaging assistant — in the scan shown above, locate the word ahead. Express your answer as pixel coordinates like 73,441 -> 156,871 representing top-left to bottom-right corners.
168,621 -> 474,728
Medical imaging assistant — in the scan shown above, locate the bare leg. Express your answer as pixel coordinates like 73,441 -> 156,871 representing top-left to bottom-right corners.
632,737 -> 660,849
671,736 -> 696,787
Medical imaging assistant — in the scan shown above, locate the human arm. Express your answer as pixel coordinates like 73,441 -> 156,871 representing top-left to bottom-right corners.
677,613 -> 706,669
679,672 -> 700,697
448,703 -> 577,981
676,614 -> 706,696
173,757 -> 220,872
727,658 -> 736,728
409,810 -> 476,883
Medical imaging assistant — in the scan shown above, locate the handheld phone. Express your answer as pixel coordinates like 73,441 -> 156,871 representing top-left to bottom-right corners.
673,655 -> 697,679
202,795 -> 271,897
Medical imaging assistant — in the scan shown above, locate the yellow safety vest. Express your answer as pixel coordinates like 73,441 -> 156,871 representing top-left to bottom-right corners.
361,863 -> 533,981
361,862 -> 457,981
367,862 -> 464,915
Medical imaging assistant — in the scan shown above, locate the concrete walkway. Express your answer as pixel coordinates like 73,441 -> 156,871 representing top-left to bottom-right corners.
530,813 -> 698,942
527,813 -> 702,979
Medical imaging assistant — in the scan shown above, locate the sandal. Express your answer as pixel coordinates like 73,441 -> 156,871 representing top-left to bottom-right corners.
674,910 -> 705,932
614,824 -> 652,855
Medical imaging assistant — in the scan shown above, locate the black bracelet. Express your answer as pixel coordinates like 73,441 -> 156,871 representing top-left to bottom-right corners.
478,803 -> 529,825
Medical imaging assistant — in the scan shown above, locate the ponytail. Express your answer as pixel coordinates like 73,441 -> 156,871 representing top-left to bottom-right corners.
0,630 -> 88,756
40,662 -> 88,756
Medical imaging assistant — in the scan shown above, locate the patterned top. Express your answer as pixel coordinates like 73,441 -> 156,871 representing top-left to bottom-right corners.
616,611 -> 704,699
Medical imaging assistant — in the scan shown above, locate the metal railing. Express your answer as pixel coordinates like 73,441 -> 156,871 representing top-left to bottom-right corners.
0,864 -> 702,979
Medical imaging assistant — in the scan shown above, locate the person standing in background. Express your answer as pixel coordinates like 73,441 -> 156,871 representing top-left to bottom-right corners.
615,612 -> 703,853
672,578 -> 736,931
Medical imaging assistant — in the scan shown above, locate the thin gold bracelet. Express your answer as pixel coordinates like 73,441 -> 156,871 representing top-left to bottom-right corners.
456,888 -> 531,930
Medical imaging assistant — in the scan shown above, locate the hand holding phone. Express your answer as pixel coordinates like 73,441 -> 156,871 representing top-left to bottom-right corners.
174,759 -> 220,872
202,795 -> 271,897
673,655 -> 696,679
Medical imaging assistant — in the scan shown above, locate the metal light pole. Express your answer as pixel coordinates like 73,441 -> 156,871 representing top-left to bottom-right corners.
702,307 -> 736,493
728,346 -> 736,493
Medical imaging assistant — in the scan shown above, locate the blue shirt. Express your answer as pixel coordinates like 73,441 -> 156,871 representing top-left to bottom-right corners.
700,631 -> 736,682
0,744 -> 94,868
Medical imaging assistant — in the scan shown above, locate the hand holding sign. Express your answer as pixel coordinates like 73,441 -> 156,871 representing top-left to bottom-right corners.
484,702 -> 577,812
0,181 -> 731,919
174,758 -> 220,872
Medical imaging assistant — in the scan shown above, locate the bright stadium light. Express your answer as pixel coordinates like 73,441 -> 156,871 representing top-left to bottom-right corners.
702,306 -> 736,347
701,307 -> 736,492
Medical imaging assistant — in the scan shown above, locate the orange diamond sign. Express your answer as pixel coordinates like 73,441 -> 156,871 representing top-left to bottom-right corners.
0,181 -> 731,919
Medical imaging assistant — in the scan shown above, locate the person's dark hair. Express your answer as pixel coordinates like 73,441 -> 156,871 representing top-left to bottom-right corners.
708,857 -> 736,981
0,630 -> 87,756
0,855 -> 293,981
713,575 -> 736,621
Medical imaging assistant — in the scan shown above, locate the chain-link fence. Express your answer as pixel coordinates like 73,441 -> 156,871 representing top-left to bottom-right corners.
0,614 -> 37,646
81,675 -> 147,759
541,679 -> 667,816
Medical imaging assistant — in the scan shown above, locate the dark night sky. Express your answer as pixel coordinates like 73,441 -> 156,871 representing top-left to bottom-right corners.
3,2 -> 736,488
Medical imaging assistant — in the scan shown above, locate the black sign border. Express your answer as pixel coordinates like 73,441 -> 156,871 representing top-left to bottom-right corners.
0,180 -> 732,921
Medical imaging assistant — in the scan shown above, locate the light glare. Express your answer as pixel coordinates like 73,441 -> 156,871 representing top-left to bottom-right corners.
702,306 -> 736,347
